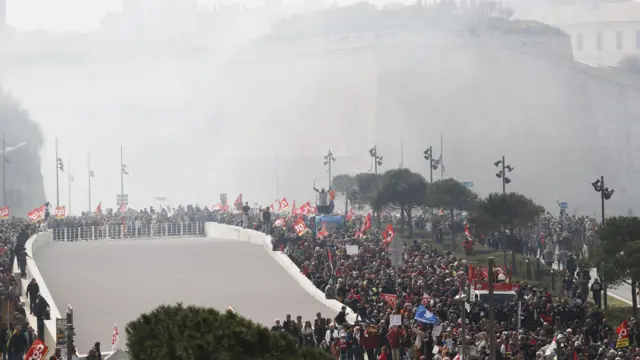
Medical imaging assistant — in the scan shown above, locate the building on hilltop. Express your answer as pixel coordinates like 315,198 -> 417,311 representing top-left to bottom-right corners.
522,0 -> 640,66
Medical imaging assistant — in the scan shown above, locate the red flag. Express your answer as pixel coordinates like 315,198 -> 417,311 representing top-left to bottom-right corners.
361,213 -> 372,233
0,206 -> 9,220
318,222 -> 328,238
269,204 -> 275,213
278,198 -> 289,212
274,218 -> 286,228
293,219 -> 308,235
346,208 -> 354,222
327,248 -> 334,273
95,202 -> 102,214
468,264 -> 474,283
234,193 -> 243,210
25,338 -> 48,360
382,224 -> 395,246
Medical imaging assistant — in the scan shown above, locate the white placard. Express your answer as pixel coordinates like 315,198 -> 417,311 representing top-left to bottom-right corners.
390,314 -> 402,327
346,244 -> 359,255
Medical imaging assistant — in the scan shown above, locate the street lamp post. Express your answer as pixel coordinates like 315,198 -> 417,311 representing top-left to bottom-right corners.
324,150 -> 336,188
55,138 -> 64,207
591,176 -> 614,310
494,156 -> 514,193
369,146 -> 383,228
423,146 -> 440,183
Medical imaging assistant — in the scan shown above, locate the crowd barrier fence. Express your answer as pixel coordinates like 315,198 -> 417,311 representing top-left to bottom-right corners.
204,222 -> 357,323
51,222 -> 205,241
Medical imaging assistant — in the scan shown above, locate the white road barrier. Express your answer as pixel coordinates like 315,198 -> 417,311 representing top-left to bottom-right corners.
204,222 -> 358,323
51,222 -> 205,241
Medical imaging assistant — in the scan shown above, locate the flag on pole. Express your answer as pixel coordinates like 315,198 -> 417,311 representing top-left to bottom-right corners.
111,324 -> 119,351
95,202 -> 102,214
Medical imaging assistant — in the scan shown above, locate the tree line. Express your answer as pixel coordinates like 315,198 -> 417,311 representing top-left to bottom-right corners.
333,168 -> 545,237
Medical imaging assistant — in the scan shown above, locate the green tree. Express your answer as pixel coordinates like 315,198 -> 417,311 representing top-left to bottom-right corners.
425,178 -> 478,212
126,304 -> 333,360
424,179 -> 478,239
380,169 -> 427,237
333,172 -> 385,227
589,216 -> 640,317
469,192 -> 544,234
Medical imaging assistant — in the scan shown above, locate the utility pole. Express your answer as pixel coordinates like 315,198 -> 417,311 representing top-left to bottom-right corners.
488,257 -> 497,360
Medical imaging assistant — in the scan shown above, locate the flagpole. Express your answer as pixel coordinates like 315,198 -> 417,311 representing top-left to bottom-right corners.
400,140 -> 404,169
56,137 -> 60,207
2,133 -> 5,206
88,153 -> 92,212
120,145 -> 124,203
68,158 -> 71,216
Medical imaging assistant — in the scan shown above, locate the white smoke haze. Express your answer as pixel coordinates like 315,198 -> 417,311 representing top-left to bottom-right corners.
0,0 -> 637,215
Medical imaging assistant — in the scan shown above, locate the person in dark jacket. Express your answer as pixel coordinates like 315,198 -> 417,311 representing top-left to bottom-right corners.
7,324 -> 28,360
34,294 -> 50,341
26,279 -> 40,314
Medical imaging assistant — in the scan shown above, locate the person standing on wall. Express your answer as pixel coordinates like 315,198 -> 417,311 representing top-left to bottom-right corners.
262,207 -> 271,235
26,279 -> 40,315
242,202 -> 250,228
313,187 -> 331,215
34,293 -> 50,342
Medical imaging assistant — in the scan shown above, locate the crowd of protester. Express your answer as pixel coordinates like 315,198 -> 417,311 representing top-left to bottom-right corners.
257,210 -> 639,360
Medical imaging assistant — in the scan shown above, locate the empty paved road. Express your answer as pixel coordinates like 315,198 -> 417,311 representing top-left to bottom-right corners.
34,238 -> 336,352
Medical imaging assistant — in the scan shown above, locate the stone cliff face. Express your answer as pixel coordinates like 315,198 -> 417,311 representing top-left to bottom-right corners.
0,90 -> 47,217
219,22 -> 640,213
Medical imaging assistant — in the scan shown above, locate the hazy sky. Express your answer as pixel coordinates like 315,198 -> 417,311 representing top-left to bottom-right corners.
6,0 -> 388,32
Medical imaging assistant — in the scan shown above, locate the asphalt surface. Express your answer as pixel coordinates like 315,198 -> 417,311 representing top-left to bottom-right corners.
546,247 -> 633,304
34,238 -> 337,352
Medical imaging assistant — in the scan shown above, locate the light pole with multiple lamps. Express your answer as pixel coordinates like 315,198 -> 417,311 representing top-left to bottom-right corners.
591,176 -> 614,310
369,146 -> 383,228
324,150 -> 336,188
55,138 -> 64,207
423,146 -> 440,183
494,156 -> 514,193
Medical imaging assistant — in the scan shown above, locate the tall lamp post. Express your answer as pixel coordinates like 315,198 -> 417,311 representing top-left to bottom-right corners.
55,138 -> 64,207
591,176 -> 614,310
494,156 -> 514,193
423,146 -> 440,183
324,150 -> 336,188
369,146 -> 383,228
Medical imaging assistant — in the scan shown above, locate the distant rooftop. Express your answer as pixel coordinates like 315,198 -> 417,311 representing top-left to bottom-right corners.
522,1 -> 640,25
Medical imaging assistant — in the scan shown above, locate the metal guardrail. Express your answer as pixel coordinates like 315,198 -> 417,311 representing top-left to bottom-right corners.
51,222 -> 205,241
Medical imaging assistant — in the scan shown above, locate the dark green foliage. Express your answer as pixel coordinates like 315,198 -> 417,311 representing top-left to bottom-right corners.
126,304 -> 333,360
424,178 -> 478,211
469,192 -> 544,233
589,216 -> 640,287
380,169 -> 427,236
